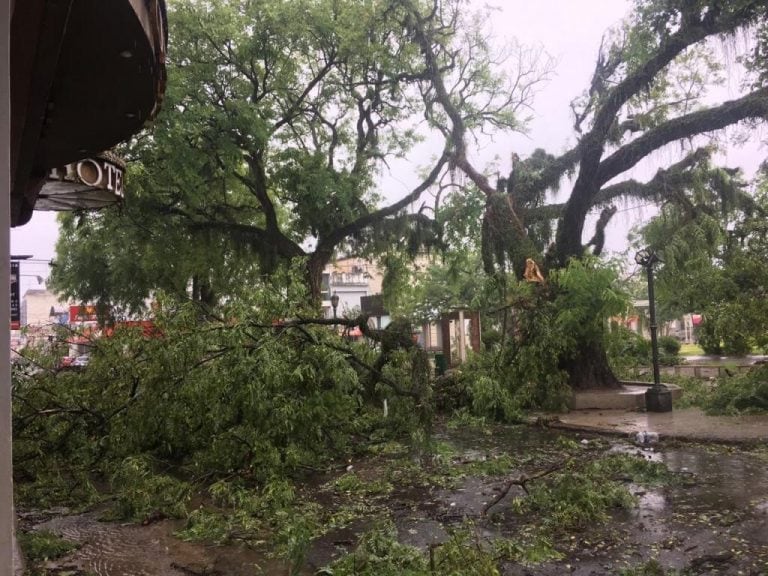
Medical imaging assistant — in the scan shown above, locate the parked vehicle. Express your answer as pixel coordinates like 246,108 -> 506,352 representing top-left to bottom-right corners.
72,355 -> 90,367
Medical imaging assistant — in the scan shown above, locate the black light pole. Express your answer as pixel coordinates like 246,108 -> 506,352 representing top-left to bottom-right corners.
635,248 -> 672,412
330,292 -> 339,319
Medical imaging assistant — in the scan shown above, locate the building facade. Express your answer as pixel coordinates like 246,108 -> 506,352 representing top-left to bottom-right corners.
322,257 -> 384,320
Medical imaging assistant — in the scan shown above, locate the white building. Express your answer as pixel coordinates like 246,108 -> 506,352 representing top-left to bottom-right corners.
322,257 -> 384,320
11,289 -> 69,353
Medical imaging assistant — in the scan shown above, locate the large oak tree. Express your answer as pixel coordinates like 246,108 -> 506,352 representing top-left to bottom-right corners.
51,0 -> 546,309
52,0 -> 768,390
443,0 -> 768,389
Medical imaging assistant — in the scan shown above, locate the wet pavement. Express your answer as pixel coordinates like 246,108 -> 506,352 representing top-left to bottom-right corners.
551,407 -> 768,443
19,423 -> 768,575
22,510 -> 282,576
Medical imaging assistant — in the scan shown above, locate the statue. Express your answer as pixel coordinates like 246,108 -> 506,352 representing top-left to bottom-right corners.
523,258 -> 545,283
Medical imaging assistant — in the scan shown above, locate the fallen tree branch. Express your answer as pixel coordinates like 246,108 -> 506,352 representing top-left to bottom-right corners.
483,460 -> 570,515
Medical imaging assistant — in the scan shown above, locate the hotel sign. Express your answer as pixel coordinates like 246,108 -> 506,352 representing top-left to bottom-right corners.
36,153 -> 126,212
49,156 -> 124,198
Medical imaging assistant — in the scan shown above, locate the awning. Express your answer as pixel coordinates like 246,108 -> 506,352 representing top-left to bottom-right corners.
691,314 -> 703,326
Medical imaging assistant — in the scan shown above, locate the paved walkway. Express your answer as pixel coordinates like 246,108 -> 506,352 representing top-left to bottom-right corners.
547,407 -> 768,444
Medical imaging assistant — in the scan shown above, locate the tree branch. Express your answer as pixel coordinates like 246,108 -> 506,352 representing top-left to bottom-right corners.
483,460 -> 569,515
597,89 -> 768,185
317,149 -> 451,250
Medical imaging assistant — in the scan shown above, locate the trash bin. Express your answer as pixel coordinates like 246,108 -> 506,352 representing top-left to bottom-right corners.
434,352 -> 447,376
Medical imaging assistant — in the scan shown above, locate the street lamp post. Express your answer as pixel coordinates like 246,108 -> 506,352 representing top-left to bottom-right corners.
330,292 -> 339,319
635,248 -> 672,412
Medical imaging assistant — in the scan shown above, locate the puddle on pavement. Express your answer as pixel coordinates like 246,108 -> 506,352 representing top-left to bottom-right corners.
23,425 -> 768,575
30,511 -> 284,576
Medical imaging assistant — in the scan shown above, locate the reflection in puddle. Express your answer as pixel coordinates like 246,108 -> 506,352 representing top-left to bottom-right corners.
636,489 -> 666,512
34,512 -> 281,576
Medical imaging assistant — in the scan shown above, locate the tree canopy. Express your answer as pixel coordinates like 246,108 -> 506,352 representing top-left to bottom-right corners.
474,0 -> 768,280
51,0 -> 548,306
50,0 -> 768,388
636,164 -> 768,354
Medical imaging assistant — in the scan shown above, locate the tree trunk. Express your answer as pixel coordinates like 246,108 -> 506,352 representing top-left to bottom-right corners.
561,339 -> 620,391
306,250 -> 333,305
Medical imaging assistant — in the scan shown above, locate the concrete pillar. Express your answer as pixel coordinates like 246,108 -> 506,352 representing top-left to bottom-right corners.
457,310 -> 466,363
469,311 -> 481,352
440,317 -> 451,367
2,1 -> 16,573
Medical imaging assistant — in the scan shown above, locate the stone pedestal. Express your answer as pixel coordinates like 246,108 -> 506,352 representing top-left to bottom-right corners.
646,387 -> 673,412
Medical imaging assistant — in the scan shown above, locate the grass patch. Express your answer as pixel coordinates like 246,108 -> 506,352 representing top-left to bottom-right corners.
679,343 -> 705,356
18,529 -> 78,563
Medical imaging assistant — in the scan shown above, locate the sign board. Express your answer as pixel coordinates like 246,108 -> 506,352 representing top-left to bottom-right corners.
10,261 -> 20,329
69,305 -> 99,323
360,294 -> 387,316
35,153 -> 126,211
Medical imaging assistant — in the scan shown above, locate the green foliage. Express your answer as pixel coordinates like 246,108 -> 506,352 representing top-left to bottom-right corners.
318,438 -> 679,575
635,168 -> 768,357
329,472 -> 393,496
325,452 -> 670,574
698,310 -> 756,356
658,336 -> 681,356
17,530 -> 77,563
668,375 -> 712,409
515,454 -> 668,534
428,524 -> 505,576
520,469 -> 634,533
12,281 -> 390,508
177,478 -> 295,547
500,454 -> 672,537
607,326 -> 651,374
177,508 -> 251,546
505,258 -> 628,406
590,453 -> 671,485
668,366 -> 768,415
696,319 -> 724,355
108,456 -> 191,522
445,408 -> 492,431
446,258 -> 631,414
271,505 -> 323,576
323,520 -> 428,576
467,374 -> 525,424
324,520 -> 507,576
51,0 -> 538,308
705,365 -> 768,415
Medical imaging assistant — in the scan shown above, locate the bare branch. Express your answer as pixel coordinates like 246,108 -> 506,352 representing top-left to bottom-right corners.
597,89 -> 768,185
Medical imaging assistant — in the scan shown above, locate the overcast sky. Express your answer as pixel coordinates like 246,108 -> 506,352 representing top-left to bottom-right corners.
12,0 -> 765,295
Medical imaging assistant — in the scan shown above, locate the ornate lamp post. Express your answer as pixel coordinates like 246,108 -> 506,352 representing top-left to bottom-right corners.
330,292 -> 339,319
635,248 -> 672,412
